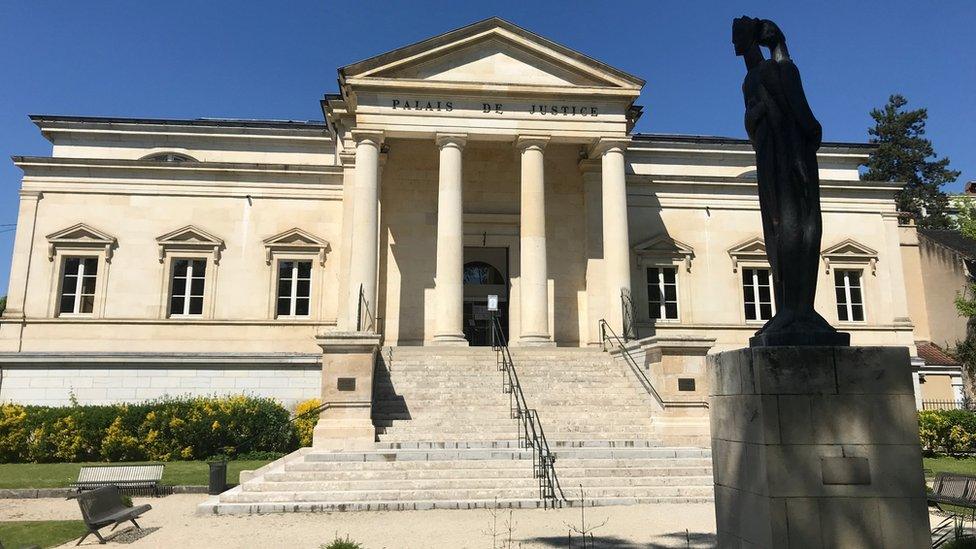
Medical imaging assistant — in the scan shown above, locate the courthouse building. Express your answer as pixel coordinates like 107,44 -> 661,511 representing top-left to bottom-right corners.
0,17 -> 921,412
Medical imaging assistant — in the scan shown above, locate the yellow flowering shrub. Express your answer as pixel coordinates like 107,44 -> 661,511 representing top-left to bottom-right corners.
0,404 -> 28,462
292,398 -> 322,447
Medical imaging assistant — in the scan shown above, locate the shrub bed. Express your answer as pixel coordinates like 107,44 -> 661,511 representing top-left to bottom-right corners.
919,409 -> 976,456
0,395 -> 321,464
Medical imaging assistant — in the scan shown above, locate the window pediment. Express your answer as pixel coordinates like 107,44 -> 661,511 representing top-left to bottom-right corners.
156,225 -> 224,264
821,239 -> 879,275
633,235 -> 695,272
45,223 -> 117,262
728,237 -> 767,272
263,228 -> 330,266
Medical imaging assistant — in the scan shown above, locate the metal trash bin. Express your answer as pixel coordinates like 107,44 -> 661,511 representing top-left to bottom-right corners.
208,460 -> 227,495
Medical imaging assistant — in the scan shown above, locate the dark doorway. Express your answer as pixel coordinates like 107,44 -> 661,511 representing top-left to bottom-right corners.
462,247 -> 509,346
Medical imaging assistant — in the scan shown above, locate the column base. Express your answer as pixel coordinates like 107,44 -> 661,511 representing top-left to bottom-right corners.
431,333 -> 469,346
312,419 -> 375,451
517,334 -> 555,347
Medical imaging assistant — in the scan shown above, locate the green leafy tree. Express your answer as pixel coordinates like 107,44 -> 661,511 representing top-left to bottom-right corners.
0,295 -> 5,315
861,94 -> 959,228
954,204 -> 976,317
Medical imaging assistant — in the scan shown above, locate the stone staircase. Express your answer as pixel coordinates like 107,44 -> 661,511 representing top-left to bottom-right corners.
199,346 -> 713,514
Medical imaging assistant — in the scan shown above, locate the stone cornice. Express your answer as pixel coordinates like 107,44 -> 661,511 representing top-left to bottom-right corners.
12,156 -> 340,176
0,350 -> 324,364
343,77 -> 641,100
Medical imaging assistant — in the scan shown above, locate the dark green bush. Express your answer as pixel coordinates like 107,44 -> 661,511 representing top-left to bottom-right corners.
1,395 -> 308,464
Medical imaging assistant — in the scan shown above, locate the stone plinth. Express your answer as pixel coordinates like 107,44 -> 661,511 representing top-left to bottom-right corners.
313,331 -> 381,450
708,346 -> 929,548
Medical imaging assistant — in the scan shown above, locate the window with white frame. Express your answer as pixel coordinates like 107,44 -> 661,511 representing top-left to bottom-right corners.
742,267 -> 774,322
646,266 -> 678,320
276,260 -> 312,317
169,259 -> 206,316
835,269 -> 865,322
58,257 -> 98,314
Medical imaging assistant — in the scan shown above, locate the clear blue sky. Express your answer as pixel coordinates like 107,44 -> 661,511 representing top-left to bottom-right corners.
0,1 -> 973,292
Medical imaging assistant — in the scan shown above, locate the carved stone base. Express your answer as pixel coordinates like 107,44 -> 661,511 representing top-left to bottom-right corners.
708,346 -> 929,548
313,331 -> 381,450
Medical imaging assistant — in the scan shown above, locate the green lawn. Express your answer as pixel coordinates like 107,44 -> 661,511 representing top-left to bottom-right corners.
0,520 -> 86,549
925,456 -> 976,478
0,460 -> 272,489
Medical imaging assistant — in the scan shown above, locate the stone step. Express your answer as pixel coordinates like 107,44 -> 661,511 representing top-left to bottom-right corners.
221,485 -> 714,503
373,439 -> 664,450
284,457 -> 712,472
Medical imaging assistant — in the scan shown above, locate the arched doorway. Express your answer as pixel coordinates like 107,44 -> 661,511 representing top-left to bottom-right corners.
462,248 -> 509,346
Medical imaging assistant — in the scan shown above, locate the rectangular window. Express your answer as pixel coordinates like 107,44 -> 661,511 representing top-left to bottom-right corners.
835,269 -> 865,322
58,257 -> 98,314
742,267 -> 775,322
646,266 -> 678,320
277,260 -> 312,317
169,259 -> 206,316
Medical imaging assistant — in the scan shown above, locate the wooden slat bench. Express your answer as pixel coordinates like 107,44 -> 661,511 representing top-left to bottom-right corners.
71,464 -> 164,496
929,473 -> 976,547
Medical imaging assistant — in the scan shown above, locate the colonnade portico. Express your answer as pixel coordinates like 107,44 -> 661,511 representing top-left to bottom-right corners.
344,130 -> 632,346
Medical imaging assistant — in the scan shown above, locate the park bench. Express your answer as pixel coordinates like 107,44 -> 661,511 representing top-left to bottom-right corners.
70,485 -> 152,545
71,464 -> 164,496
929,473 -> 976,547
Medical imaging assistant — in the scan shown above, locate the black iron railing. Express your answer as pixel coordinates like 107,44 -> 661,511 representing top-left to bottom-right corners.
598,318 -> 665,409
620,288 -> 638,342
489,314 -> 564,508
356,283 -> 378,333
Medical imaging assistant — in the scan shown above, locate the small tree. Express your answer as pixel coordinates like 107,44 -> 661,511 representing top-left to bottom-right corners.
861,94 -> 959,228
0,295 -> 5,315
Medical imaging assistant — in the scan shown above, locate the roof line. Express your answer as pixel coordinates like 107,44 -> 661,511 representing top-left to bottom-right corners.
29,114 -> 328,130
339,16 -> 645,87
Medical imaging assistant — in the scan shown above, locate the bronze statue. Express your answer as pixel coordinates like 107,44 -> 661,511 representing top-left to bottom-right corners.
733,16 -> 849,347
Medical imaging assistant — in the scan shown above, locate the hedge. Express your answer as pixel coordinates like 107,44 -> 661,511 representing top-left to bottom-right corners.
0,395 -> 321,464
918,409 -> 976,456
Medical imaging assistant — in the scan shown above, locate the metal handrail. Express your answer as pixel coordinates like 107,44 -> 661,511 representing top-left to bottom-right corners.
489,314 -> 565,507
620,288 -> 638,342
356,284 -> 378,333
598,318 -> 666,409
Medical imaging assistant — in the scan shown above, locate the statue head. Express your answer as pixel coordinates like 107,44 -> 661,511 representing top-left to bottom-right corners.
756,19 -> 786,49
732,16 -> 760,56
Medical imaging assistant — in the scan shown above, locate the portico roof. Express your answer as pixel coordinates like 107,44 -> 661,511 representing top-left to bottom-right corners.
339,17 -> 644,91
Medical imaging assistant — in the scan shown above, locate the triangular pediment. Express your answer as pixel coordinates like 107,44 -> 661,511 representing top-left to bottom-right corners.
821,239 -> 878,258
728,237 -> 766,256
342,17 -> 643,90
263,227 -> 329,248
46,223 -> 116,245
634,235 -> 695,256
156,225 -> 223,246
263,227 -> 330,265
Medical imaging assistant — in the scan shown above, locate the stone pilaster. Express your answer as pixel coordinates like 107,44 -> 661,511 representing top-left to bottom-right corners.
708,346 -> 929,548
432,133 -> 468,346
3,190 -> 42,321
516,135 -> 553,346
313,332 -> 381,450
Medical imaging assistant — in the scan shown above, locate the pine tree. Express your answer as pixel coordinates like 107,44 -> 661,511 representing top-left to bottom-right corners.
861,94 -> 959,228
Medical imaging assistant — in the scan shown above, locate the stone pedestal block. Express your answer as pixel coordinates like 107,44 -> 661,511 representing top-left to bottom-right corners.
313,331 -> 381,450
708,346 -> 929,548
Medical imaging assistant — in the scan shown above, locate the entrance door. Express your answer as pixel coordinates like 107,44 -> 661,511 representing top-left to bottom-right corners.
462,247 -> 509,346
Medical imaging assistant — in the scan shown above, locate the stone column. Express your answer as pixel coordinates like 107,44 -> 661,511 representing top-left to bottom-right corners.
516,136 -> 552,346
708,346 -> 929,548
596,138 -> 632,336
313,332 -> 381,450
433,133 -> 468,345
346,130 -> 383,331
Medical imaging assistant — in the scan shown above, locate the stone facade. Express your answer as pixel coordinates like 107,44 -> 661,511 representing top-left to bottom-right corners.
0,18 -> 921,412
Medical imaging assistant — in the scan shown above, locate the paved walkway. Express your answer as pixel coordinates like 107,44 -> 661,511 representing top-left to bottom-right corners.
5,495 -> 718,548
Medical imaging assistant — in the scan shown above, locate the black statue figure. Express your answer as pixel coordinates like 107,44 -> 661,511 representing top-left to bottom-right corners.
732,16 -> 849,347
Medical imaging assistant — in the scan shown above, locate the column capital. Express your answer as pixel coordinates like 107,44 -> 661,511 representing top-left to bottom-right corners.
589,136 -> 631,157
350,129 -> 385,147
18,190 -> 43,200
515,135 -> 550,152
435,133 -> 467,149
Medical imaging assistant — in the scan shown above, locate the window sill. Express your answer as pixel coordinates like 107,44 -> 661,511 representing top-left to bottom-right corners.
57,313 -> 95,318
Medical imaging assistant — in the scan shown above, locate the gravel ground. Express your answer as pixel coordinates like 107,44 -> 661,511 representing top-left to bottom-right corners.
4,495 -> 719,548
